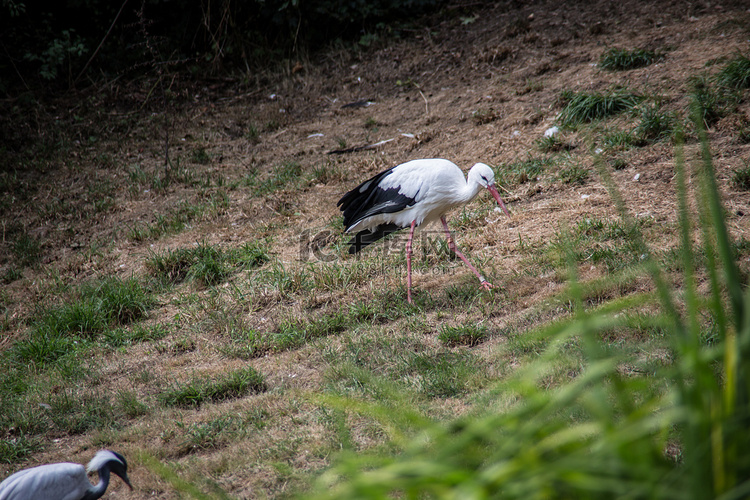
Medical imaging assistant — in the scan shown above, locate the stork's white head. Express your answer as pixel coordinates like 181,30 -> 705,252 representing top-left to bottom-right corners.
468,162 -> 496,188
468,162 -> 511,217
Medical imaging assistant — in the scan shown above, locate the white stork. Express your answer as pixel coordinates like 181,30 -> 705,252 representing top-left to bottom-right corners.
0,450 -> 133,500
338,158 -> 511,302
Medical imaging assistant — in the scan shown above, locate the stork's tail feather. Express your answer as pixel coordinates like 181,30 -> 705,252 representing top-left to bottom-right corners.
347,223 -> 402,254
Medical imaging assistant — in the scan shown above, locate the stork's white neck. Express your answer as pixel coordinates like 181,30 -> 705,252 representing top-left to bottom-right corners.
459,166 -> 489,204
458,177 -> 483,204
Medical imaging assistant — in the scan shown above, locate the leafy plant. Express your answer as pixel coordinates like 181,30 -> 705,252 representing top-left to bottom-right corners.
23,29 -> 87,81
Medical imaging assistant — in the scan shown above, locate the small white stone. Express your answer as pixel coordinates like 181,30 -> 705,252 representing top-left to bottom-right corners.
544,126 -> 559,138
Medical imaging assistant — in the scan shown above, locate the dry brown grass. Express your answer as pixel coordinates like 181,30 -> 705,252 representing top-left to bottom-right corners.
1,1 -> 750,498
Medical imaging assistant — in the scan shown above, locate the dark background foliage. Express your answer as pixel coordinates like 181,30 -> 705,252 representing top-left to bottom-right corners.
0,0 -> 445,93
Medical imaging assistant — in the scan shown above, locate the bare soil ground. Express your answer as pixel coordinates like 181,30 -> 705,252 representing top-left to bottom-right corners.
2,0 -> 750,498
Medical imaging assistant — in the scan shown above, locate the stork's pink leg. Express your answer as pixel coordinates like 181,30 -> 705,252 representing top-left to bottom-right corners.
440,216 -> 493,290
405,219 -> 417,303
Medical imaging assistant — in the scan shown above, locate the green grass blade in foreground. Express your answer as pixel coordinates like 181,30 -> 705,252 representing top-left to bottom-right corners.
312,353 -> 678,499
692,104 -> 744,329
689,103 -> 750,498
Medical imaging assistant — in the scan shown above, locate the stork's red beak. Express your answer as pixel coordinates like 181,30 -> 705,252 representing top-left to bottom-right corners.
487,185 -> 511,217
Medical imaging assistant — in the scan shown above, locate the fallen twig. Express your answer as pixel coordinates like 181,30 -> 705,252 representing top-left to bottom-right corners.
327,138 -> 394,155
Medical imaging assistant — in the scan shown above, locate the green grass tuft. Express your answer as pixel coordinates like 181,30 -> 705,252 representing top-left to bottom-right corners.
557,162 -> 590,185
190,146 -> 211,164
8,276 -> 154,365
599,47 -> 662,71
128,200 -> 216,241
558,89 -> 642,127
438,324 -> 489,346
115,389 -> 150,418
180,416 -> 239,453
601,128 -> 638,149
48,391 -> 118,435
688,75 -> 728,127
187,243 -> 232,286
731,162 -> 750,191
104,323 -> 171,348
408,351 -> 480,398
160,367 -> 267,408
0,434 -> 43,464
499,156 -> 556,185
634,104 -> 677,142
12,232 -> 42,268
715,53 -> 750,90
257,312 -> 349,354
147,241 -> 269,286
248,161 -> 303,195
146,247 -> 195,283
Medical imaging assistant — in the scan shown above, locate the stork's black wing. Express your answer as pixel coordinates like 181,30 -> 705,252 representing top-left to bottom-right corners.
337,167 -> 418,230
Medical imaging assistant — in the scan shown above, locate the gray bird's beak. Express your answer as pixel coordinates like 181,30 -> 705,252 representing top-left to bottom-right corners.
122,473 -> 133,490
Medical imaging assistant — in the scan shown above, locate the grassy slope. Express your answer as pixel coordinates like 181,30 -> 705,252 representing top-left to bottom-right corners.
1,1 -> 750,498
